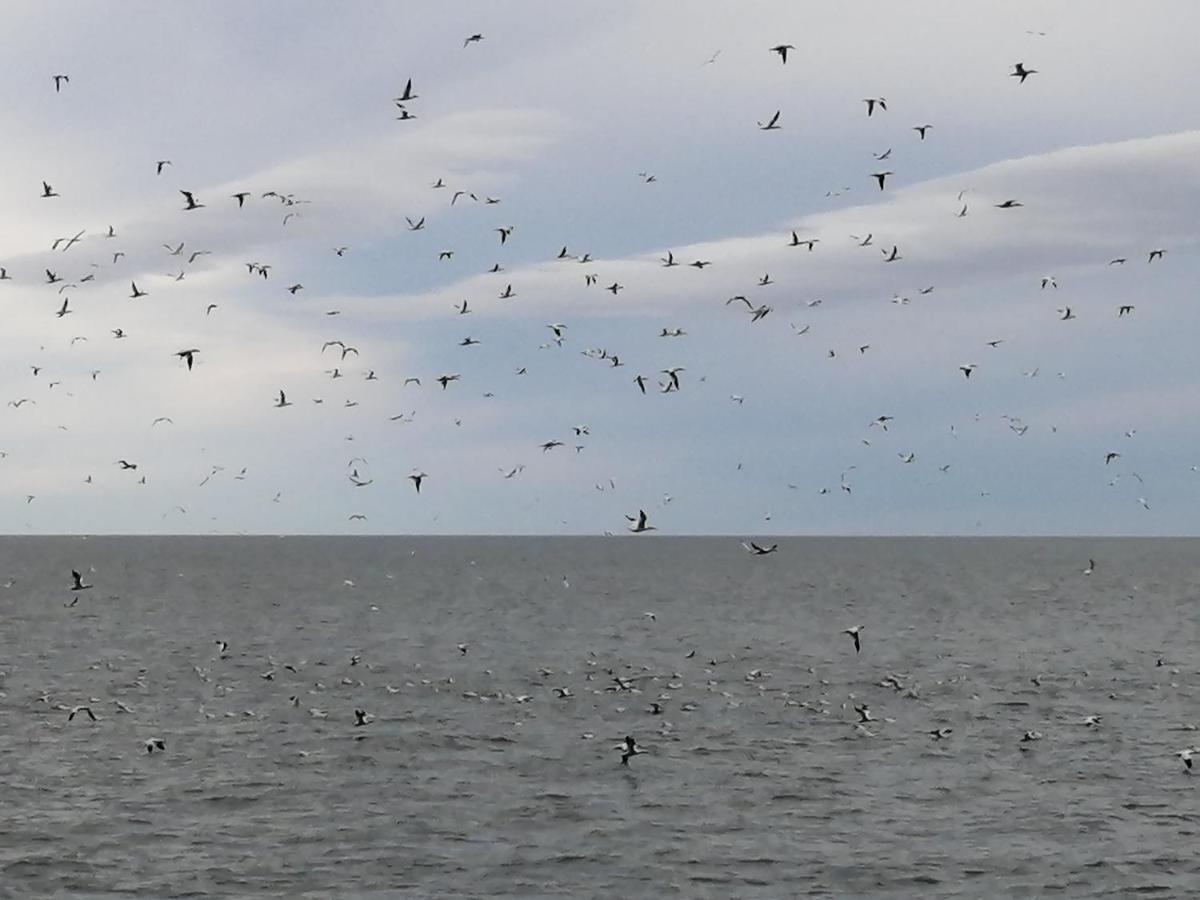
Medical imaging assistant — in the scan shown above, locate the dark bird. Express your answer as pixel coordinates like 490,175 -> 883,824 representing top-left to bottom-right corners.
843,625 -> 864,653
54,298 -> 71,318
1148,249 -> 1165,262
395,79 -> 418,102
463,33 -> 484,47
741,541 -> 778,555
232,192 -> 250,207
1118,305 -> 1135,317
156,160 -> 172,174
1010,62 -> 1037,83
871,171 -> 893,190
180,190 -> 204,210
913,124 -> 932,139
863,97 -> 887,116
758,110 -> 781,130
769,44 -> 795,64
175,349 -> 199,370
626,509 -> 656,533
130,281 -> 147,299
70,569 -> 92,591
619,735 -> 642,766
882,245 -> 901,262
409,472 -> 427,493
995,199 -> 1023,209
41,180 -> 59,198
52,74 -> 69,92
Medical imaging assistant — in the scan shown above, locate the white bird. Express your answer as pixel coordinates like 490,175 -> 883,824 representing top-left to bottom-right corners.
843,625 -> 864,653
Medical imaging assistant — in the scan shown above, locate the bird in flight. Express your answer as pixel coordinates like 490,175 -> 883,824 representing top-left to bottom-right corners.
741,541 -> 778,555
53,74 -> 69,92
843,625 -> 864,653
409,472 -> 427,493
758,110 -> 781,130
626,509 -> 656,533
913,125 -> 932,139
70,569 -> 92,591
180,190 -> 204,210
872,171 -> 893,190
1010,62 -> 1037,83
863,97 -> 887,116
463,33 -> 484,47
41,180 -> 59,198
769,44 -> 794,64
175,349 -> 199,370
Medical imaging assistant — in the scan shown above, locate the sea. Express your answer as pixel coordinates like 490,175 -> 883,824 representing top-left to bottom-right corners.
1,536 -> 1198,899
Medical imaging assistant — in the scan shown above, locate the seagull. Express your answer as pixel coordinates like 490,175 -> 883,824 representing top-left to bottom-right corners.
871,171 -> 893,190
995,199 -> 1023,209
626,510 -> 656,533
1010,62 -> 1037,83
741,541 -> 778,555
769,44 -> 795,64
54,298 -> 71,318
408,472 -> 427,493
843,625 -> 864,653
144,738 -> 166,753
1179,748 -> 1197,771
1083,558 -> 1095,575
757,110 -> 781,130
1041,276 -> 1057,289
395,79 -> 418,102
41,180 -> 59,198
354,709 -> 371,727
274,390 -> 293,408
959,364 -> 977,379
130,281 -> 148,299
928,728 -> 953,740
882,245 -> 901,262
463,33 -> 484,47
1148,249 -> 1166,262
68,705 -> 97,721
863,97 -> 887,116
71,569 -> 92,591
1118,305 -> 1135,317
180,190 -> 204,210
1082,715 -> 1102,727
619,735 -> 642,766
913,125 -> 932,139
53,74 -> 69,92
175,349 -> 199,370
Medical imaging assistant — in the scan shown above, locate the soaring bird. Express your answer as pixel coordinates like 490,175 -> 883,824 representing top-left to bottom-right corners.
463,33 -> 484,47
871,171 -> 893,190
769,44 -> 795,64
180,190 -> 204,210
175,349 -> 199,370
843,625 -> 864,653
863,97 -> 887,116
1010,62 -> 1037,83
757,110 -> 781,130
626,510 -> 656,533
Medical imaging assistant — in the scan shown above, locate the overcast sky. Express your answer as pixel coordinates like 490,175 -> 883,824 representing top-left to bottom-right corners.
1,1 -> 1199,535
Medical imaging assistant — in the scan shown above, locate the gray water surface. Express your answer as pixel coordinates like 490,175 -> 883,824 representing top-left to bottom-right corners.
2,536 -> 1199,898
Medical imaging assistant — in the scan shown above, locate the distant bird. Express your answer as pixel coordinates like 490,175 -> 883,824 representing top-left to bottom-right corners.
959,364 -> 977,379
232,192 -> 250,207
1105,452 -> 1120,465
757,110 -> 781,130
913,125 -> 932,139
872,171 -> 893,190
863,97 -> 887,116
1179,748 -> 1196,771
769,44 -> 794,64
70,569 -> 92,591
180,190 -> 204,210
843,625 -> 864,653
54,298 -> 71,318
1041,276 -> 1057,289
116,460 -> 138,470
52,74 -> 69,92
144,738 -> 166,754
1118,305 -> 1135,317
882,245 -> 901,262
1010,62 -> 1037,83
1148,249 -> 1165,262
741,541 -> 778,555
41,180 -> 58,198
1057,307 -> 1075,320
175,349 -> 199,370
130,281 -> 147,299
68,705 -> 97,722
1083,558 -> 1095,575
995,199 -> 1023,209
929,728 -> 953,741
436,374 -> 460,389
408,472 -> 427,493
619,735 -> 642,766
274,390 -> 293,408
626,509 -> 656,533
463,33 -> 484,47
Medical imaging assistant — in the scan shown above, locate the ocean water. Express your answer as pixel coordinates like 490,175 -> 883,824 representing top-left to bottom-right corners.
1,536 -> 1199,899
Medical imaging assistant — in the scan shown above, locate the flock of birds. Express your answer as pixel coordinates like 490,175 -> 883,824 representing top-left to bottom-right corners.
47,547 -> 1200,773
4,31 -> 1182,537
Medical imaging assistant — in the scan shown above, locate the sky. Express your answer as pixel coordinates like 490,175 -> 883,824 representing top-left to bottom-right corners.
1,1 -> 1199,535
